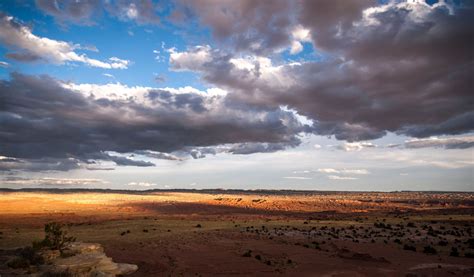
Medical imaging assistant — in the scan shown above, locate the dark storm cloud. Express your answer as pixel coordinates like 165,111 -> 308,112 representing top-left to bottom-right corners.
0,157 -> 81,172
174,0 -> 295,54
0,73 -> 307,171
147,89 -> 207,113
228,138 -> 301,155
299,0 -> 376,53
171,1 -> 474,141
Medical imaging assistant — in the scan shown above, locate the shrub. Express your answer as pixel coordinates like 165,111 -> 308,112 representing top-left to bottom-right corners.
7,257 -> 30,269
20,246 -> 44,265
467,238 -> 474,249
423,245 -> 437,255
242,250 -> 252,257
449,247 -> 459,257
33,222 -> 76,253
438,240 -> 448,246
403,244 -> 416,252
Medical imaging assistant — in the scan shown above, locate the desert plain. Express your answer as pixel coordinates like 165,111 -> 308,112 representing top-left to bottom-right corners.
0,189 -> 473,276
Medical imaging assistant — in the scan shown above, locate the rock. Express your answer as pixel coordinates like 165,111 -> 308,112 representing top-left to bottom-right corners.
37,249 -> 60,263
0,242 -> 138,276
45,242 -> 138,276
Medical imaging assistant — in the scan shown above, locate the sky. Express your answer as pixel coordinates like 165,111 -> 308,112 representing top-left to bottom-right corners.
0,0 -> 472,191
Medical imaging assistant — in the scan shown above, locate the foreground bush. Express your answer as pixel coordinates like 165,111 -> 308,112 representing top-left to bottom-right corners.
33,222 -> 76,253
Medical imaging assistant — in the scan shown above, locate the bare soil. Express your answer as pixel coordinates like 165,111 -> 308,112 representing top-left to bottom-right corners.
0,190 -> 473,276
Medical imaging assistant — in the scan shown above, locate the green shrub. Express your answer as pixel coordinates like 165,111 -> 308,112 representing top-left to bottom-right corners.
33,223 -> 76,253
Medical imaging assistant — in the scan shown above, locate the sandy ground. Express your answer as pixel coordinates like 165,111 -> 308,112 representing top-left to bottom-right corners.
0,190 -> 473,276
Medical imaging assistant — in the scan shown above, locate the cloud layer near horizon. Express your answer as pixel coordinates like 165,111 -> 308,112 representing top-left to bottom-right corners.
0,73 -> 307,171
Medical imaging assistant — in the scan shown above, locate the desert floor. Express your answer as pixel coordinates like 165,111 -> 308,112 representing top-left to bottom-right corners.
0,190 -> 473,276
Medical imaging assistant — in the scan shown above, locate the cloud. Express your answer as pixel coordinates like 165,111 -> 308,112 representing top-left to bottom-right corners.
133,150 -> 183,161
154,74 -> 166,83
228,139 -> 301,155
0,157 -> 81,172
289,25 -> 311,54
127,181 -> 157,187
394,136 -> 474,150
105,0 -> 161,25
292,170 -> 311,174
87,153 -> 155,167
5,52 -> 42,62
0,73 -> 307,172
283,176 -> 312,180
35,0 -> 100,26
167,1 -> 474,141
328,175 -> 357,180
337,142 -> 376,152
0,13 -> 129,69
1,176 -> 108,186
317,168 -> 369,175
174,0 -> 295,54
35,0 -> 161,26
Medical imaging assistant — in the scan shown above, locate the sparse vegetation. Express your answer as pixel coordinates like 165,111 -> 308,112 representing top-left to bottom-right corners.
242,250 -> 252,257
32,222 -> 76,253
423,245 -> 437,255
450,247 -> 459,257
1,191 -> 473,276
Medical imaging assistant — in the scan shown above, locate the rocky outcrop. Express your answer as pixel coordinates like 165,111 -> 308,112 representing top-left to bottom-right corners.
0,242 -> 137,276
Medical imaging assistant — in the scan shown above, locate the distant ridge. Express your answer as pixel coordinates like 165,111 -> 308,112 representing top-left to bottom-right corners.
0,188 -> 470,195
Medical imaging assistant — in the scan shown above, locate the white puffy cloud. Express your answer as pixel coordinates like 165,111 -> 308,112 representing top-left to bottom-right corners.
289,25 -> 311,54
289,41 -> 303,55
0,14 -> 129,69
168,45 -> 213,71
